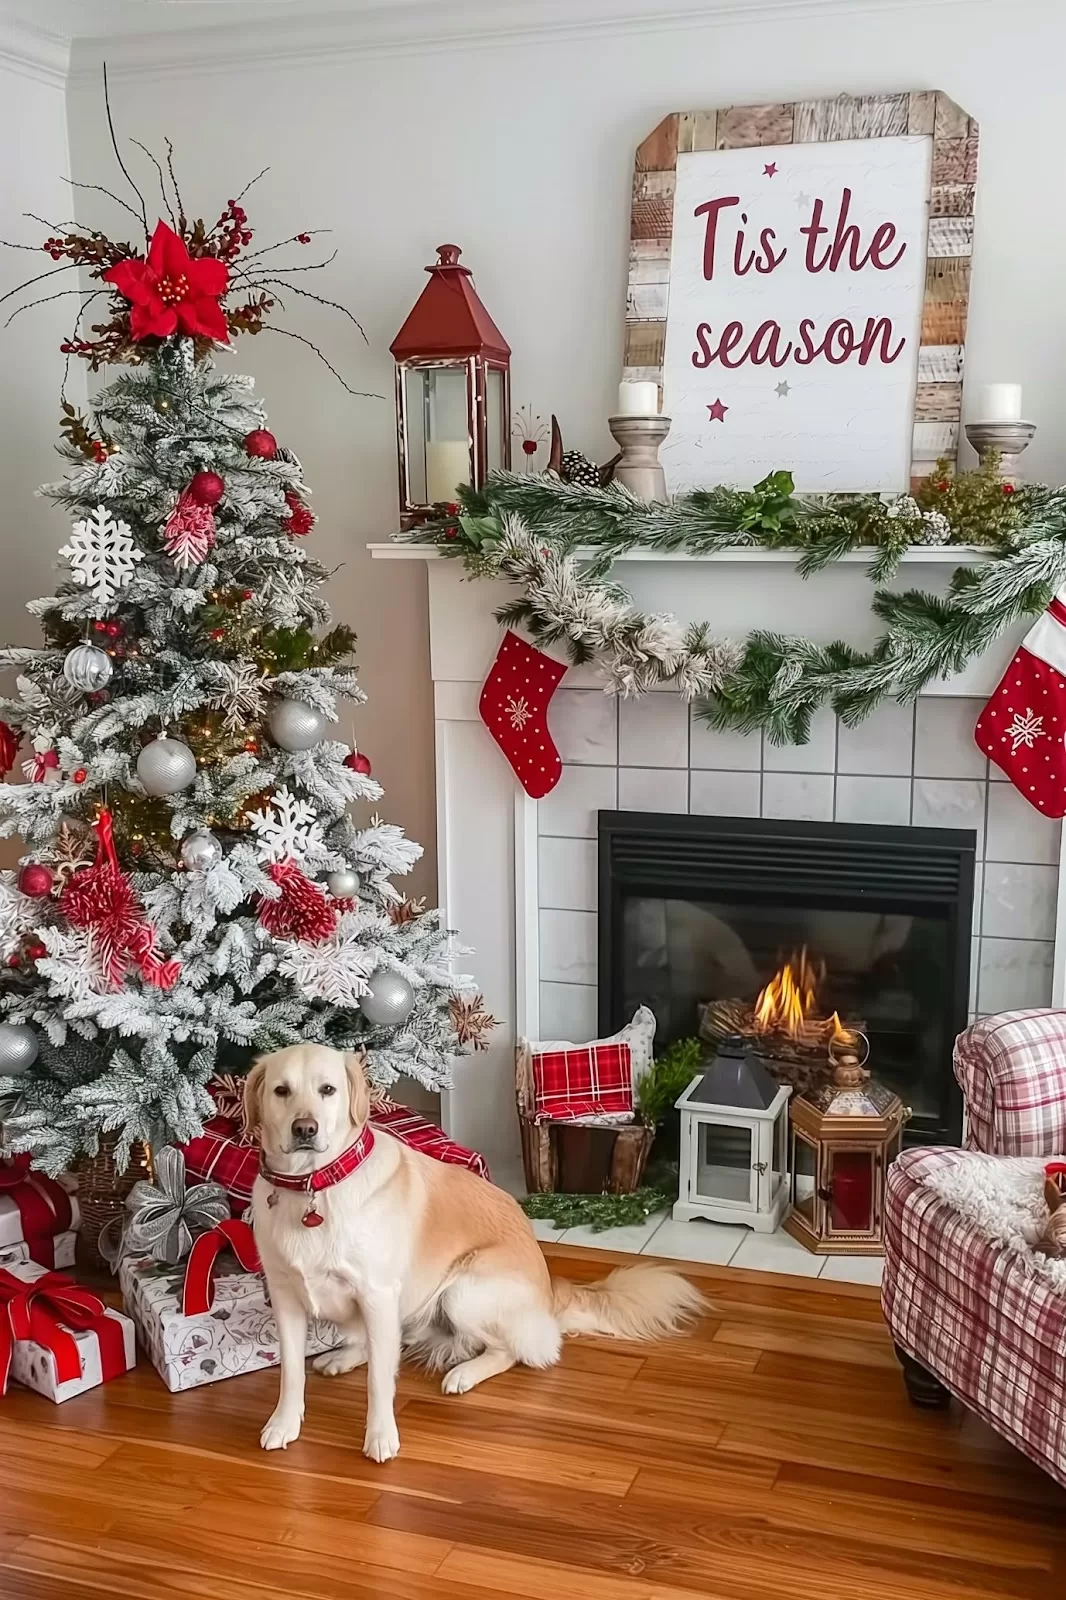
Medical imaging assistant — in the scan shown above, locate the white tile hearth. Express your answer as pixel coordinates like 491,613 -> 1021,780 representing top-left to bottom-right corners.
539,908 -> 596,985
986,781 -> 1061,864
763,706 -> 837,773
978,937 -> 1056,1013
619,766 -> 688,812
541,1208 -> 889,1284
761,771 -> 834,821
982,862 -> 1058,941
538,981 -> 597,1041
690,769 -> 761,817
690,719 -> 762,770
837,701 -> 914,776
539,837 -> 597,912
619,695 -> 689,768
914,697 -> 988,779
835,775 -> 911,826
550,690 -> 617,765
539,764 -> 617,838
911,777 -> 985,853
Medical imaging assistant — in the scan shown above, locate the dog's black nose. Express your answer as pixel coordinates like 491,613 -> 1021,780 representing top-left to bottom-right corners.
291,1117 -> 319,1144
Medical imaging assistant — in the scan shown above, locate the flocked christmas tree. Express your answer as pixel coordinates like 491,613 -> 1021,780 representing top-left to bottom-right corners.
0,138 -> 492,1174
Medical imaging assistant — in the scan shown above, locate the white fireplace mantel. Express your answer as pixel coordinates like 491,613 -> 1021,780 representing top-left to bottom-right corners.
370,541 -> 1064,1179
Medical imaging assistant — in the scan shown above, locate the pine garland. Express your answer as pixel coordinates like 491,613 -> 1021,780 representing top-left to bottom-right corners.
521,1186 -> 675,1233
397,463 -> 1064,744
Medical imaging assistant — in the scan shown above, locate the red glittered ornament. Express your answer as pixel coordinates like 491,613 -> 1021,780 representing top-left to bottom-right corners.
18,863 -> 54,899
344,750 -> 372,777
72,768 -> 87,784
244,429 -> 278,460
0,721 -> 18,778
258,859 -> 337,942
188,470 -> 225,507
105,619 -> 123,639
93,620 -> 108,634
24,941 -> 46,962
283,490 -> 314,537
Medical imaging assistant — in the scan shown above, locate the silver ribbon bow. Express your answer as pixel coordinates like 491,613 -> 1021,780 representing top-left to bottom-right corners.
100,1145 -> 230,1269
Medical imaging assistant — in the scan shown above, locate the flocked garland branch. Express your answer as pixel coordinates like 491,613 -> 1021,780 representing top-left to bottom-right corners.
398,464 -> 1065,743
491,514 -> 741,697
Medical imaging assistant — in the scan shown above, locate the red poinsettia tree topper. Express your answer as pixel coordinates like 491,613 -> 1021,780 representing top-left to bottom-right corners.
104,221 -> 229,344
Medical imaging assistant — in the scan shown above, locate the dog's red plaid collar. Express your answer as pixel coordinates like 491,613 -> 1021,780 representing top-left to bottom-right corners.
259,1124 -> 375,1226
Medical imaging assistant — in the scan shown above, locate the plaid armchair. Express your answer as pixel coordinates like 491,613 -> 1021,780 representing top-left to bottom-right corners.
882,1010 -> 1066,1489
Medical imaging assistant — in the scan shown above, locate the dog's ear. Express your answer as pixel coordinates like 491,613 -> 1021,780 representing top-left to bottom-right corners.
243,1056 -> 269,1141
344,1049 -> 370,1130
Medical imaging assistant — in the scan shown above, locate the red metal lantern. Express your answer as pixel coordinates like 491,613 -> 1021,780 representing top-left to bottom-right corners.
390,244 -> 511,529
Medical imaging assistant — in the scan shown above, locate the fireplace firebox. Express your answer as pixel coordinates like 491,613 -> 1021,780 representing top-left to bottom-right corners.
598,812 -> 975,1146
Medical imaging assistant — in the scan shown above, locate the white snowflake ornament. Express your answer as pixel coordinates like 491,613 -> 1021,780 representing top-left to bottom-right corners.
59,505 -> 143,608
249,784 -> 325,864
277,915 -> 375,1006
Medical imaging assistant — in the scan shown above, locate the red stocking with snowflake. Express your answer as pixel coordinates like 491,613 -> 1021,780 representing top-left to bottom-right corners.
478,631 -> 567,799
976,592 -> 1066,816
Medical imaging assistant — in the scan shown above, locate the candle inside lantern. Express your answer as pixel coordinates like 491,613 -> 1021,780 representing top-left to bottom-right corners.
970,382 -> 1023,423
615,380 -> 660,417
425,439 -> 471,504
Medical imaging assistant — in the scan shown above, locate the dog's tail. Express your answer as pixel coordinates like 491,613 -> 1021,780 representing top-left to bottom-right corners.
552,1263 -> 707,1341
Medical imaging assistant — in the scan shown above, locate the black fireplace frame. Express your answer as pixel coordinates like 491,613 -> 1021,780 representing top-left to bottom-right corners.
598,811 -> 975,1146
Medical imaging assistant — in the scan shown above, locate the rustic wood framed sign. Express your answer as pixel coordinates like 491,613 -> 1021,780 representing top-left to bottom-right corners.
624,93 -> 977,493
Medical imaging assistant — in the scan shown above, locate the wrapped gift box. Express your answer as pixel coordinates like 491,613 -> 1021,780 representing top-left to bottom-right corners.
0,1158 -> 80,1268
0,1260 -> 135,1403
120,1249 -> 340,1393
0,1232 -> 77,1272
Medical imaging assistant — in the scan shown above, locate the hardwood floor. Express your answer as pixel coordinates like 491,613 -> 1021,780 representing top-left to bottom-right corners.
1,1244 -> 1062,1600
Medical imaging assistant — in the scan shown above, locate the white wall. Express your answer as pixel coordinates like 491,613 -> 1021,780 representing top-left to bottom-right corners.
39,0 -> 1066,901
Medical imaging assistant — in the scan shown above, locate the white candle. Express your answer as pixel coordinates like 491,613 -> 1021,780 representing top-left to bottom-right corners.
425,439 -> 471,503
970,383 -> 1023,423
616,380 -> 660,417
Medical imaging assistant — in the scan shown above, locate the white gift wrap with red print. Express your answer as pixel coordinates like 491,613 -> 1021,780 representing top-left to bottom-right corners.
975,592 -> 1066,817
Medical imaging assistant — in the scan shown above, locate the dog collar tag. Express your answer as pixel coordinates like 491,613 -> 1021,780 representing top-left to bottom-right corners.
302,1198 -> 324,1228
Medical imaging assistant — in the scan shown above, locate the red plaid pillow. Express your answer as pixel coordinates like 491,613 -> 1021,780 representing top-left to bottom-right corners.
531,1042 -> 633,1122
181,1103 -> 491,1207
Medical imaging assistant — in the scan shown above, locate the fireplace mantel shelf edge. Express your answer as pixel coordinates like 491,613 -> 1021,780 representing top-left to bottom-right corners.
369,542 -> 992,565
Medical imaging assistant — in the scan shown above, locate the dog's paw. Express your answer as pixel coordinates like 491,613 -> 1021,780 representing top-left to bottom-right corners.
363,1419 -> 401,1463
260,1408 -> 303,1451
313,1347 -> 366,1377
441,1364 -> 474,1395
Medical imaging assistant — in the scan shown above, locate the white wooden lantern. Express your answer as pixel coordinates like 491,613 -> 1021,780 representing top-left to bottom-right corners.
673,1035 -> 791,1233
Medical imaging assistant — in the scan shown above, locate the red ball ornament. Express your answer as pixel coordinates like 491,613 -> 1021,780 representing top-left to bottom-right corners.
344,750 -> 372,777
5,954 -> 19,969
244,429 -> 278,460
244,738 -> 259,753
93,620 -> 108,634
1003,483 -> 1016,496
24,941 -> 46,962
241,589 -> 254,602
188,470 -> 225,507
18,863 -> 54,899
72,768 -> 87,785
937,480 -> 950,492
105,619 -> 123,639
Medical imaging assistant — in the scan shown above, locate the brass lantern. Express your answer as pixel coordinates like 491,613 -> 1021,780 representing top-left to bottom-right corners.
784,1055 -> 908,1256
390,244 -> 511,529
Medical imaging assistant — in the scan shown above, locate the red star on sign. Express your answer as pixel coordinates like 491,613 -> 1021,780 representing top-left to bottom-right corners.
707,398 -> 728,422
763,161 -> 778,177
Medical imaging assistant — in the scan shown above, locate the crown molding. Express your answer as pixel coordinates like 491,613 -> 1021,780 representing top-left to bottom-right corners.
0,16 -> 70,88
69,0 -> 986,84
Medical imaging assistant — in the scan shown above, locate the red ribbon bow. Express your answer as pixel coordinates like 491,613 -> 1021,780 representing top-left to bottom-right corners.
60,809 -> 181,991
0,1266 -> 127,1396
182,1218 -> 261,1316
0,1156 -> 74,1268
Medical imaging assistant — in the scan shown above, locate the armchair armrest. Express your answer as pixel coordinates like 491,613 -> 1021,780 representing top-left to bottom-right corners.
955,1011 -> 1066,1156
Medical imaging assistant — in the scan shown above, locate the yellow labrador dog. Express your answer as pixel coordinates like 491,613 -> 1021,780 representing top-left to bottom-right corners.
246,1043 -> 704,1461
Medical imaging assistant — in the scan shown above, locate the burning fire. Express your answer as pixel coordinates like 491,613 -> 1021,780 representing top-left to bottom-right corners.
751,947 -> 857,1050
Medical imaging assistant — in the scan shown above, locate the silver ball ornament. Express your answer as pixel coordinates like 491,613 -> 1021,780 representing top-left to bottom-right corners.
0,1022 -> 39,1075
326,868 -> 359,899
63,643 -> 113,693
268,698 -> 329,752
359,968 -> 415,1028
137,735 -> 197,796
180,829 -> 223,871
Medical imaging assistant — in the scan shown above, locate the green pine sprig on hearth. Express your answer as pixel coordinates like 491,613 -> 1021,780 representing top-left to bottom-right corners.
521,1186 -> 676,1233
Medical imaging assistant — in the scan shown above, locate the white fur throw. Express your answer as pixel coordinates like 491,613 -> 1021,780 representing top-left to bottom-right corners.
924,1154 -> 1066,1291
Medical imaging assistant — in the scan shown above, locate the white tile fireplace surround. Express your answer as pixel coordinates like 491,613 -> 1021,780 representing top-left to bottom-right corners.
372,544 -> 1066,1203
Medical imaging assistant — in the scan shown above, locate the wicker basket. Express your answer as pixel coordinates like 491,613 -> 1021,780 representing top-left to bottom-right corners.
71,1137 -> 152,1267
515,1040 -> 654,1196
